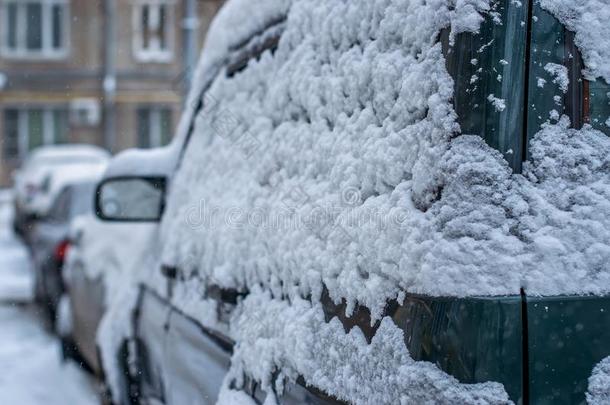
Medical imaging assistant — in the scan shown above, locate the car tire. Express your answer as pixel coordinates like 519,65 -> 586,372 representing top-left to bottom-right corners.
60,336 -> 78,362
60,336 -> 94,374
96,342 -> 136,405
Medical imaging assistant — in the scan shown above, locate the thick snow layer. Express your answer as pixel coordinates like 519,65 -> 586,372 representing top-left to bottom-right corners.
153,0 -> 610,399
25,144 -> 110,164
224,289 -> 511,404
405,120 -> 610,298
161,0 -> 610,313
519,119 -> 610,295
587,356 -> 610,405
162,0 -> 496,318
102,143 -> 179,179
189,0 -> 294,105
540,0 -> 610,83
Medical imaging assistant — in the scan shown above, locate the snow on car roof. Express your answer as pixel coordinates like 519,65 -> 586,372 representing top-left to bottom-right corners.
103,144 -> 179,179
30,162 -> 108,215
26,144 -> 110,165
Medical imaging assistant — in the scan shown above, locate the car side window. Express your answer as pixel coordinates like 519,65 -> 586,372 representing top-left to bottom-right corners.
441,0 -> 529,172
48,187 -> 71,223
588,80 -> 610,134
527,3 -> 610,148
226,17 -> 285,78
177,18 -> 286,168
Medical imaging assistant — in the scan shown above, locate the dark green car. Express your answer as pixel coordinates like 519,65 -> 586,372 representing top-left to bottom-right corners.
95,0 -> 610,404
401,1 -> 610,403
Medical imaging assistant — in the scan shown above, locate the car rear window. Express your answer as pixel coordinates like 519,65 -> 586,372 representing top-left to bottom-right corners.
587,80 -> 610,135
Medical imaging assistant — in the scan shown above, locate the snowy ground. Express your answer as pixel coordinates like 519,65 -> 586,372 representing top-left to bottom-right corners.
0,189 -> 99,405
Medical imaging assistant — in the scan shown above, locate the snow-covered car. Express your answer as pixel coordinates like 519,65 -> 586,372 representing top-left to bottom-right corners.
59,149 -> 175,380
30,177 -> 101,326
94,0 -> 610,404
12,145 -> 110,236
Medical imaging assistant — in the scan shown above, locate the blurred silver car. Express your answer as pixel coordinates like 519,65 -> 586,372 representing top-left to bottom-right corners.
30,179 -> 100,327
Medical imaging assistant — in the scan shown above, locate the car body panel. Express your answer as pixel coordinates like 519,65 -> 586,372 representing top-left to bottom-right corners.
31,220 -> 69,308
98,0 -> 610,403
64,215 -> 157,373
135,288 -> 171,403
527,295 -> 610,404
31,181 -> 97,317
163,305 -> 232,404
69,257 -> 106,372
392,294 -> 524,403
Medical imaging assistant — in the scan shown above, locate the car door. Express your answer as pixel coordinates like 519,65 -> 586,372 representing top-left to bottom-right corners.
135,287 -> 173,403
64,183 -> 108,371
163,306 -> 233,405
32,187 -> 70,306
69,251 -> 106,372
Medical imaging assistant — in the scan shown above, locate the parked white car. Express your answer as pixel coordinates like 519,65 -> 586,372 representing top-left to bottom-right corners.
13,145 -> 109,236
59,146 -> 175,381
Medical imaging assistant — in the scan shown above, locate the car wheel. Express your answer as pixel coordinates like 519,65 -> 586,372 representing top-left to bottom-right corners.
60,335 -> 78,362
96,342 -> 139,405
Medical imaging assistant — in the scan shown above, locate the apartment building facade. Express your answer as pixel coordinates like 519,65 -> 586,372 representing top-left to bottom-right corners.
0,0 -> 224,186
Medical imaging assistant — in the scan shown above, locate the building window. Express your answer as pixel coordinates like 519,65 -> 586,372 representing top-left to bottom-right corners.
133,1 -> 173,62
0,0 -> 69,59
2,108 -> 68,160
137,107 -> 173,148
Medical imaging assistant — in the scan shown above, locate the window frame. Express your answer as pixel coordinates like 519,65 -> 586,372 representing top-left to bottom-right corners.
175,17 -> 286,167
137,106 -> 173,149
525,2 -> 610,154
0,0 -> 70,60
441,0 -> 530,173
132,0 -> 175,63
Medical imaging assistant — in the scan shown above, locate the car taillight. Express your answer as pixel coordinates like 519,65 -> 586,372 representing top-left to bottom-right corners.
55,240 -> 71,262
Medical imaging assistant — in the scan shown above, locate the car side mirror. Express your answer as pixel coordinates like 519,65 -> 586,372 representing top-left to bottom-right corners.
95,176 -> 167,222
